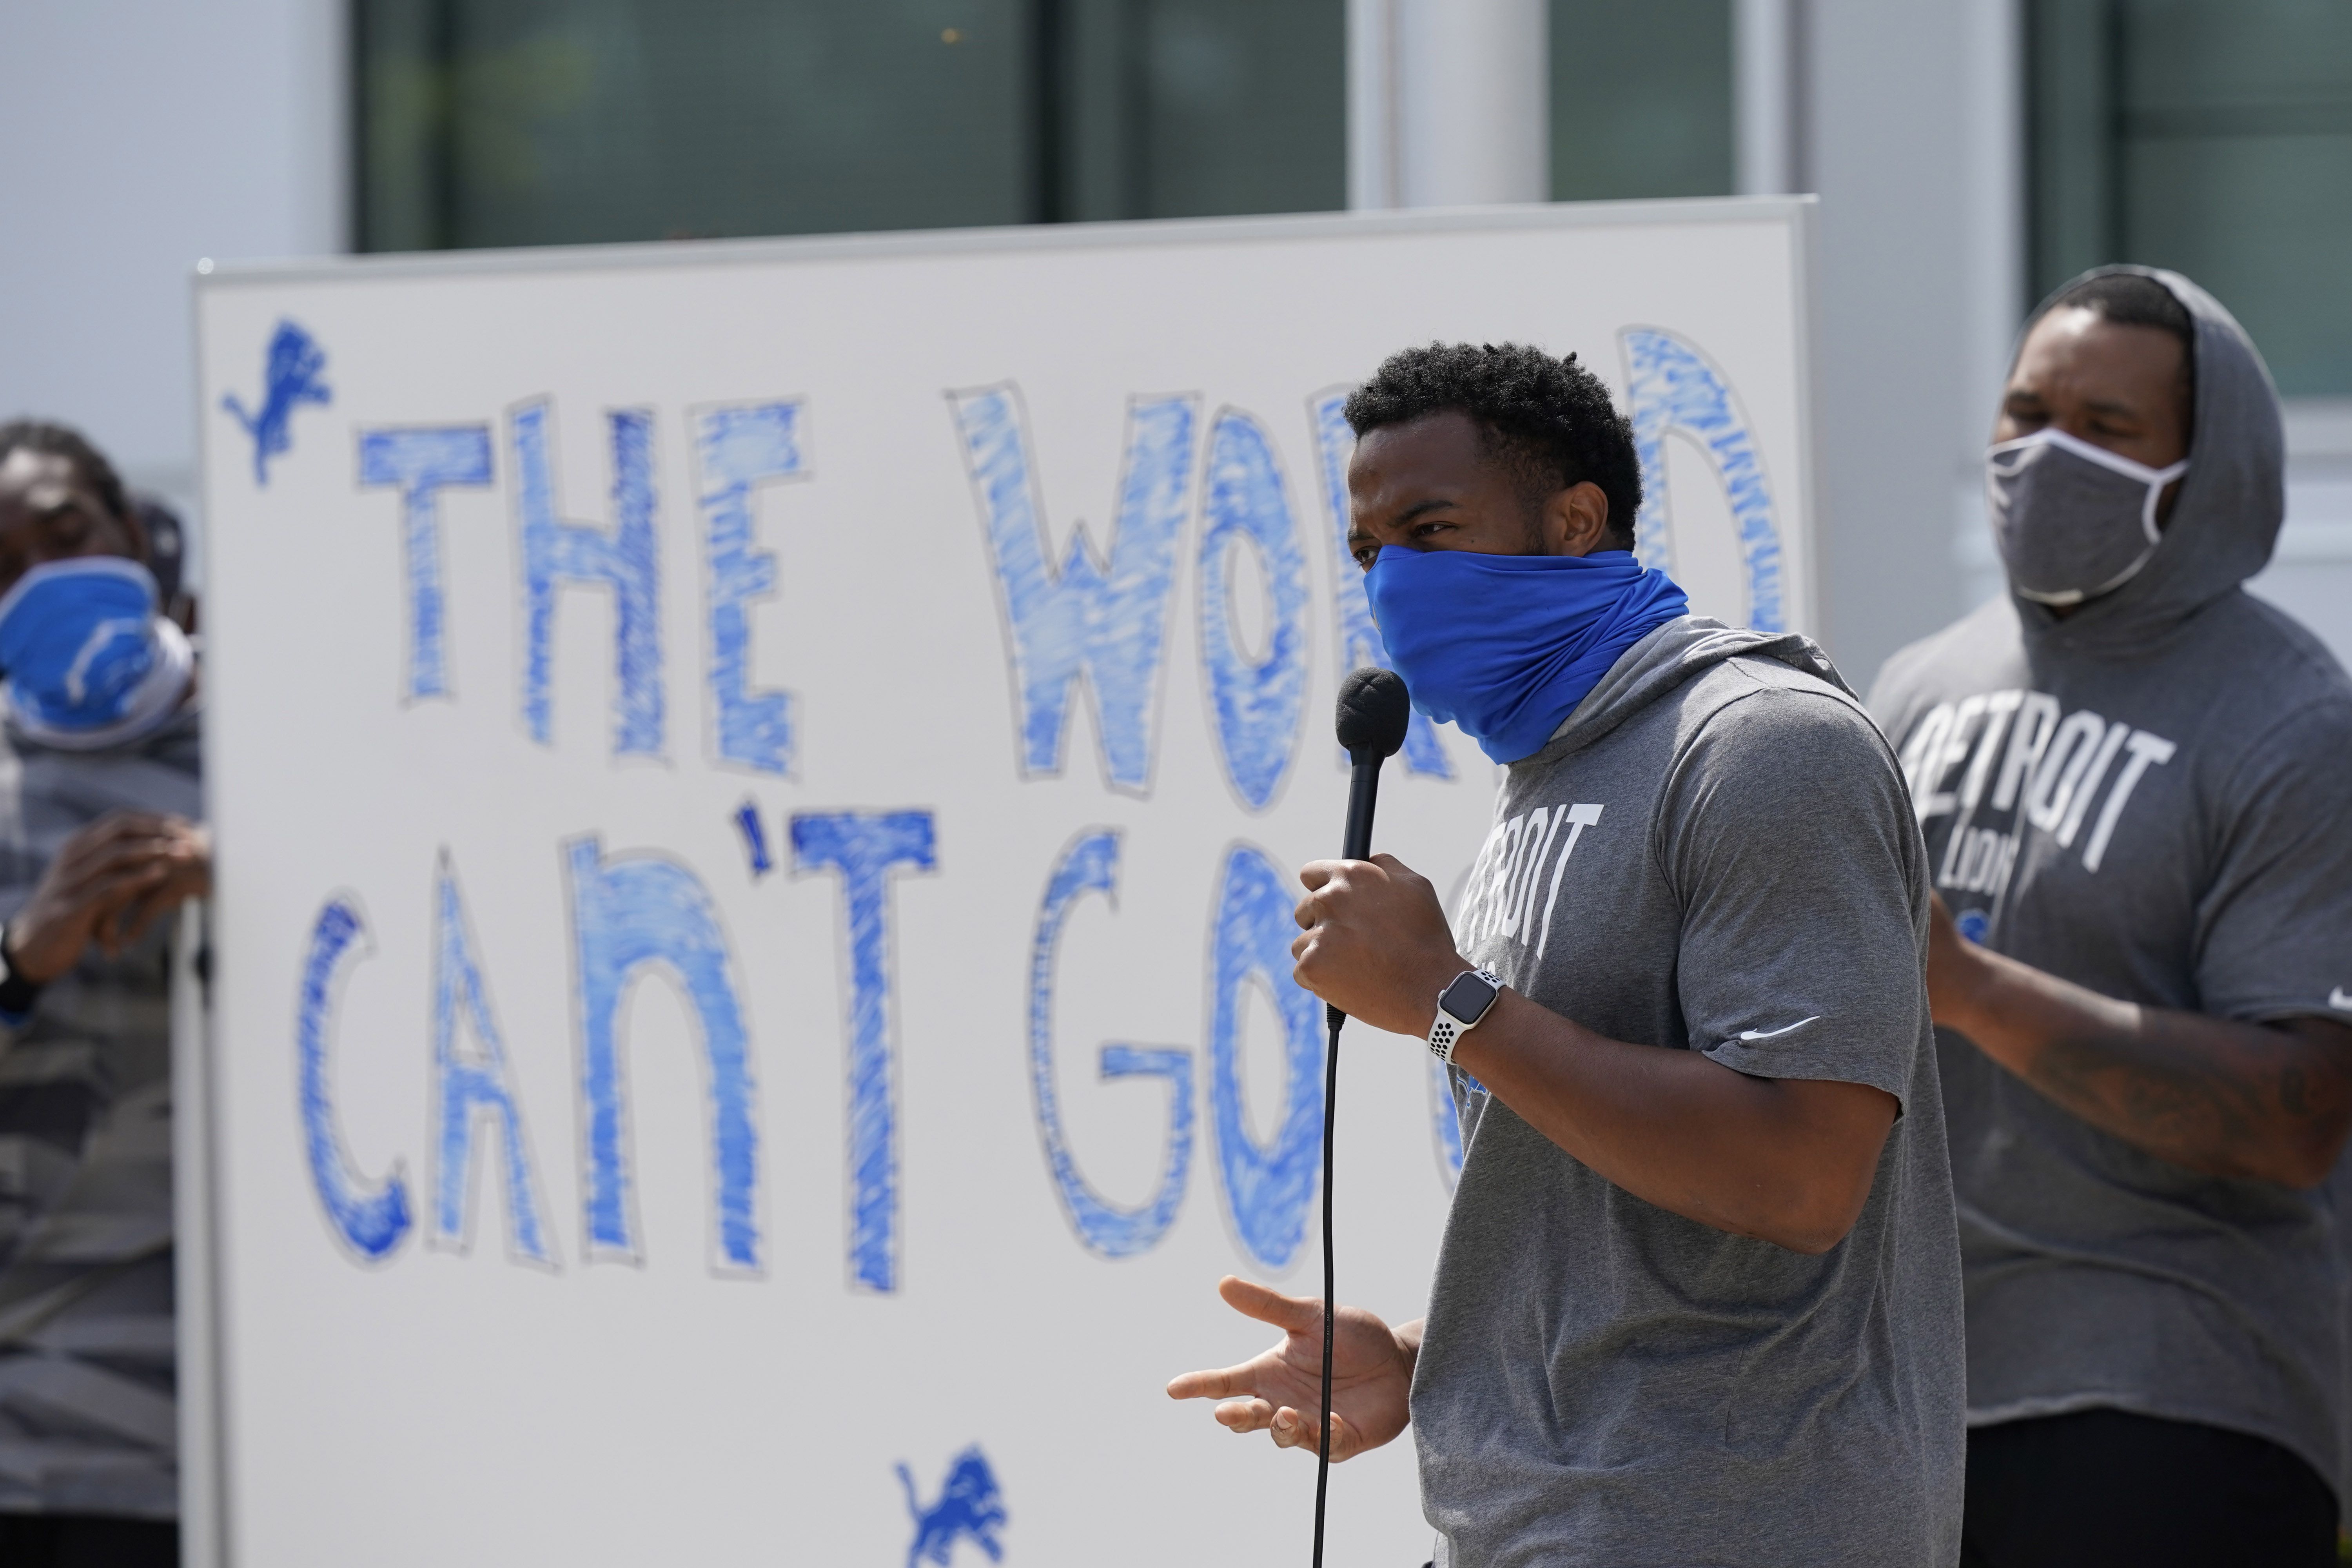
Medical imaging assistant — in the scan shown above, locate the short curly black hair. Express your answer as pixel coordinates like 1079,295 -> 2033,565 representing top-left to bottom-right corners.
0,418 -> 132,523
1343,343 -> 1642,550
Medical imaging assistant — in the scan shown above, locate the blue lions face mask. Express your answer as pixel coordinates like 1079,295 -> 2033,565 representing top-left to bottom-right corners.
0,557 -> 194,750
1363,545 -> 1689,764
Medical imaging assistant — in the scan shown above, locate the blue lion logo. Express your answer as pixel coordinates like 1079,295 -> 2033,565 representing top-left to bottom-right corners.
895,1445 -> 1007,1568
221,319 -> 331,486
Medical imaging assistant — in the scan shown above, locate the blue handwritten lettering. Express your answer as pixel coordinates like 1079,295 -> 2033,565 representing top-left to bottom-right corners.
951,385 -> 1196,793
1207,844 -> 1323,1269
693,401 -> 808,775
513,400 -> 666,756
790,811 -> 939,1292
1197,411 -> 1309,811
294,896 -> 412,1262
1619,328 -> 1786,632
429,853 -> 557,1266
1429,1060 -> 1466,1191
733,798 -> 774,878
357,425 -> 494,701
1027,830 -> 1193,1258
565,838 -> 760,1272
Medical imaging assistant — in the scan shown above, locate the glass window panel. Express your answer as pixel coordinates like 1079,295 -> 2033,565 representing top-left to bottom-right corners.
1130,0 -> 1345,219
1055,0 -> 1345,222
2121,0 -> 2352,111
358,0 -> 1033,251
2025,0 -> 2117,295
2028,0 -> 2352,395
2122,133 -> 2352,397
1549,0 -> 1734,203
356,0 -> 1342,252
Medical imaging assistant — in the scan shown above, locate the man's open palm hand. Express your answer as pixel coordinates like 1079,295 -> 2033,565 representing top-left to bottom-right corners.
1165,1276 -> 1411,1461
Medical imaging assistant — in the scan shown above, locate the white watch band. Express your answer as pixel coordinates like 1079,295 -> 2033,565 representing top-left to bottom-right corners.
1426,968 -> 1501,1065
1428,1012 -> 1468,1064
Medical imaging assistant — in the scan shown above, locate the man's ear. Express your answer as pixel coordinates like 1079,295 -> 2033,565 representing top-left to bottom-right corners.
1539,482 -> 1615,557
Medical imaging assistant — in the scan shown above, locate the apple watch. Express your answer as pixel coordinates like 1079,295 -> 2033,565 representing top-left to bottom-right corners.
1427,967 -> 1503,1064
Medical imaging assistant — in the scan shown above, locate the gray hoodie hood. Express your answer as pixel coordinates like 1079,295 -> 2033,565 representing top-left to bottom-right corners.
1534,614 -> 1855,764
2006,266 -> 2285,656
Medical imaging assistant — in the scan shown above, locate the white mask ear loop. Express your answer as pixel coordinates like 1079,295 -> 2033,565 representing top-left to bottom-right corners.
2137,457 -> 2190,542
1999,426 -> 2189,543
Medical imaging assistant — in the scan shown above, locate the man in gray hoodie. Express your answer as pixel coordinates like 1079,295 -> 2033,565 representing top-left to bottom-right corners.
1169,343 -> 1965,1566
1869,269 -> 2352,1566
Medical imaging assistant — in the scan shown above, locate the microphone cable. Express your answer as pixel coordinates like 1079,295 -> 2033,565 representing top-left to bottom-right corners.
1313,1000 -> 1343,1568
1314,665 -> 1410,1568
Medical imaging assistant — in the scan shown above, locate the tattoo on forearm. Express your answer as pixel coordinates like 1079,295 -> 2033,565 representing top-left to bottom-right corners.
2029,1025 -> 2347,1177
2280,1063 -> 2311,1118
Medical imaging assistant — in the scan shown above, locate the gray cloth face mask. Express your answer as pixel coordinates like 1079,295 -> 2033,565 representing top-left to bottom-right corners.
1986,427 -> 2190,606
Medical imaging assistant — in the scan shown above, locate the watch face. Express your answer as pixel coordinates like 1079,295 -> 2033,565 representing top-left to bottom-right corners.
1441,969 -> 1499,1023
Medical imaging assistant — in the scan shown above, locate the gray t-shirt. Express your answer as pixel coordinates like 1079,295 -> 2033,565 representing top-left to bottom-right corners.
1415,617 -> 1965,1568
1870,591 -> 2352,1489
1867,267 -> 2352,1502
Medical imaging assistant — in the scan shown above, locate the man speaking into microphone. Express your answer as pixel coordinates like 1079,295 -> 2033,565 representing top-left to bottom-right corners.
1168,344 -> 1965,1566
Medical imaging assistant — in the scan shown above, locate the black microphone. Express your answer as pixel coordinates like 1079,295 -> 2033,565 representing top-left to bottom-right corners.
1312,667 -> 1412,1568
1334,670 -> 1414,846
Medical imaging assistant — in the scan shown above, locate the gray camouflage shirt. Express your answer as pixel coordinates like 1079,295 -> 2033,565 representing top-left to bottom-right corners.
0,708 -> 198,1518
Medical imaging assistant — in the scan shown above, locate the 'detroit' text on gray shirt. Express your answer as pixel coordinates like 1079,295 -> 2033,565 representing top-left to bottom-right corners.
1869,268 -> 2352,1505
1418,617 -> 1966,1568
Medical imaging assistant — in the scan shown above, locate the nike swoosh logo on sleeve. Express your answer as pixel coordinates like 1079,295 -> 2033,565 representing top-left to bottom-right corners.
2331,987 -> 2352,1013
1736,1016 -> 1821,1042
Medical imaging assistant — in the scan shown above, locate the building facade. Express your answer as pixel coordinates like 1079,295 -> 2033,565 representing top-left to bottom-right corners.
5,0 -> 2345,684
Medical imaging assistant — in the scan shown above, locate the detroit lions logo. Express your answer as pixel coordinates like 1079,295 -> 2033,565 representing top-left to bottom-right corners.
895,1445 -> 1007,1568
221,319 -> 331,485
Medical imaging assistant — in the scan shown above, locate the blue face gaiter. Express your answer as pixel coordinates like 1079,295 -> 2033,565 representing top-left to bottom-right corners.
1364,546 -> 1689,764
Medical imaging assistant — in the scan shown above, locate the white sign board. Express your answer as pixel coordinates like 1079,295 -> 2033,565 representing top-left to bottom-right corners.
191,200 -> 1816,1568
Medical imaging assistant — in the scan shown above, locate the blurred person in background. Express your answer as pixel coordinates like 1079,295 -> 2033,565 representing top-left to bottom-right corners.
0,420 -> 211,1568
1870,268 -> 2352,1567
